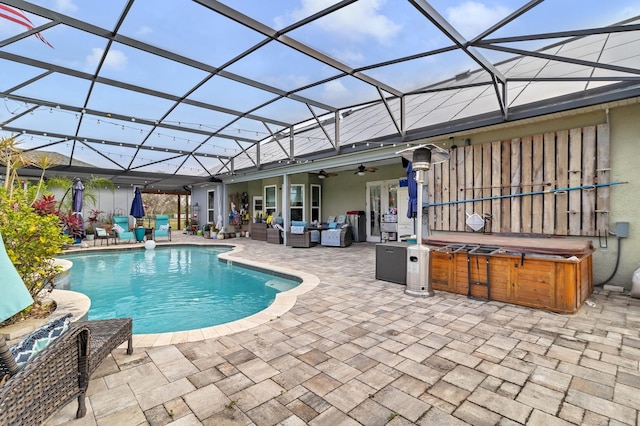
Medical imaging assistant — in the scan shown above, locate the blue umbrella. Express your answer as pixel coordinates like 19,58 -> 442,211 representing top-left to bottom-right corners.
72,179 -> 85,234
407,161 -> 417,218
130,187 -> 145,219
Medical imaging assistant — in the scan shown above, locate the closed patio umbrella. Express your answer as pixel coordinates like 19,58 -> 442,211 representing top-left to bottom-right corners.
130,187 -> 145,221
72,178 -> 85,234
407,161 -> 417,219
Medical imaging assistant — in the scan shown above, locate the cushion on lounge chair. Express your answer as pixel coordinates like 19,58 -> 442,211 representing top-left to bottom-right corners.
10,314 -> 72,370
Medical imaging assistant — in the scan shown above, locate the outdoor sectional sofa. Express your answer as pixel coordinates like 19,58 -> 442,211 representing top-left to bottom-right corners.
0,317 -> 133,424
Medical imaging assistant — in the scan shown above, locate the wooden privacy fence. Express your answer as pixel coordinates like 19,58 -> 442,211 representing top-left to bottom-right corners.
426,124 -> 612,237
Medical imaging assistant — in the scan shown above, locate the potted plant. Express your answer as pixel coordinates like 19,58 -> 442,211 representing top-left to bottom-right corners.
85,209 -> 102,241
202,224 -> 210,238
58,210 -> 84,244
85,225 -> 95,241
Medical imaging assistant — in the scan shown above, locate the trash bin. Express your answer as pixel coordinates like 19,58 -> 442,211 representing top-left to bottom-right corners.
347,210 -> 366,242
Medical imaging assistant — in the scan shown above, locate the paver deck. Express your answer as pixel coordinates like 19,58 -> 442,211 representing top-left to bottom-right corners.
45,232 -> 640,425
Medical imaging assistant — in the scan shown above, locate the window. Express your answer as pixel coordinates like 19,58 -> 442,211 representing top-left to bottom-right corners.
253,196 -> 263,220
207,190 -> 215,223
264,185 -> 277,217
311,184 -> 321,222
290,184 -> 304,221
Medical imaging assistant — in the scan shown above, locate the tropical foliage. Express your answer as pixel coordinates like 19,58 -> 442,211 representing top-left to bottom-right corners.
0,136 -> 74,321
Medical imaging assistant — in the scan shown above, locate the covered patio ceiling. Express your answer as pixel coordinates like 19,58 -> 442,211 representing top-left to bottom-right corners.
1,0 -> 640,190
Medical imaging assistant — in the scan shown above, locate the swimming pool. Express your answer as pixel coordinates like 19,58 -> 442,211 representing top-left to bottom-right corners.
63,246 -> 300,334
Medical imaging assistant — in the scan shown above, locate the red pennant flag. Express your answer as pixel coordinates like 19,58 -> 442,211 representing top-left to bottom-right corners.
0,4 -> 53,48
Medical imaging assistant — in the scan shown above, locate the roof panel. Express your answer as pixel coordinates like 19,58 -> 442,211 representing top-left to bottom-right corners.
97,42 -> 209,96
285,0 -> 450,69
224,40 -> 342,93
295,74 -> 380,109
120,0 -> 265,67
1,24 -> 109,74
1,1 -> 638,186
85,83 -> 175,119
187,74 -> 278,113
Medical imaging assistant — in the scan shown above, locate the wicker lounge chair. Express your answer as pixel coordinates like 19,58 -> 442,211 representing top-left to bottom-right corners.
0,317 -> 133,424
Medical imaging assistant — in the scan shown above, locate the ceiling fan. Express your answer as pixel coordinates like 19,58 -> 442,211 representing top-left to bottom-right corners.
316,169 -> 337,179
354,164 -> 377,176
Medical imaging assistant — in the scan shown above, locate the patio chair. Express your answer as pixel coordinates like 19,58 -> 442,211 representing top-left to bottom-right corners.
154,215 -> 171,241
112,216 -> 135,243
94,227 -> 116,246
286,220 -> 319,248
321,215 -> 352,247
0,317 -> 133,424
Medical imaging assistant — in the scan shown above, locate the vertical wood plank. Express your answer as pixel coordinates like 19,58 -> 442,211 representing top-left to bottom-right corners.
596,123 -> 610,235
556,130 -> 569,235
482,143 -> 492,226
501,140 -> 511,232
449,148 -> 458,231
491,140 -> 501,233
568,128 -> 582,235
531,134 -> 544,234
473,144 -> 483,218
456,146 -> 466,231
433,162 -> 443,231
427,163 -> 436,231
543,132 -> 556,234
465,145 -> 474,231
521,136 -> 533,233
442,154 -> 450,232
581,126 -> 596,235
510,138 -> 522,233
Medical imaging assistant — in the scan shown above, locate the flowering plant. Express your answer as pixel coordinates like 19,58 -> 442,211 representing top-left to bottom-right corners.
231,212 -> 242,231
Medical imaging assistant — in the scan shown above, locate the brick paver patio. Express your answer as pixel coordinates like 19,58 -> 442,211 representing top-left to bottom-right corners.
46,233 -> 640,425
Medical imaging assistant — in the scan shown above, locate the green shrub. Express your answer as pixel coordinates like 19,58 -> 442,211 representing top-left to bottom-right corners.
0,187 -> 71,299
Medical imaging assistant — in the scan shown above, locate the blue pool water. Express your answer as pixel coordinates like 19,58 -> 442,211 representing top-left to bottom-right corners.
63,246 -> 299,334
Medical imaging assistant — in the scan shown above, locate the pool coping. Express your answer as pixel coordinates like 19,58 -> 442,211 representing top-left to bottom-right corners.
54,241 -> 320,347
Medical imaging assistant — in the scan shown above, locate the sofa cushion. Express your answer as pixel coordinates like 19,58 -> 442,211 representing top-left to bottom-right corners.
10,313 -> 72,370
290,225 -> 305,234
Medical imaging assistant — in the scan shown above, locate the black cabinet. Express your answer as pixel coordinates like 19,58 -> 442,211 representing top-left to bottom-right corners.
375,243 -> 407,284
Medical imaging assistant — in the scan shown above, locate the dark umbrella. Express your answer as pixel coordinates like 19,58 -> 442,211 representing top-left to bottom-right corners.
407,161 -> 417,219
130,187 -> 145,220
72,178 -> 85,234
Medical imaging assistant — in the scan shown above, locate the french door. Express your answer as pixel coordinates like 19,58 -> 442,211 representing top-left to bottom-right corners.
366,180 -> 400,242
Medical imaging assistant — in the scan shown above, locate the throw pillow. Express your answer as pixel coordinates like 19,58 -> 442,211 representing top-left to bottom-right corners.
159,224 -> 169,231
112,223 -> 125,234
10,313 -> 73,370
328,222 -> 338,229
290,225 -> 305,234
95,227 -> 107,237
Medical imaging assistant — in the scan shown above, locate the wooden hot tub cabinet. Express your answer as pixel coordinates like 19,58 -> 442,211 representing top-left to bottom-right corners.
426,233 -> 593,314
